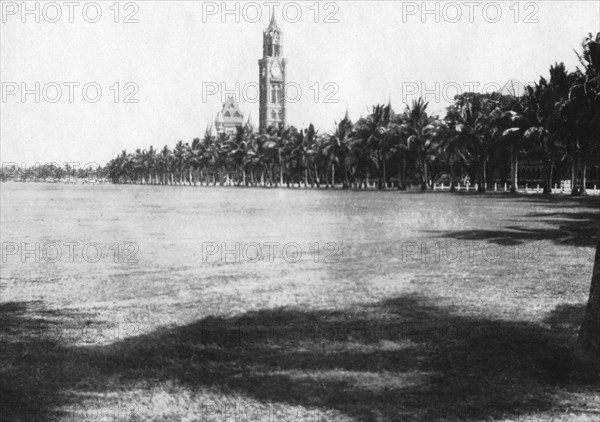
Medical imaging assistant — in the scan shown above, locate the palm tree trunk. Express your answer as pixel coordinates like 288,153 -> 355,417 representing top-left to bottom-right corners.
401,157 -> 407,190
571,157 -> 578,195
543,161 -> 552,194
382,155 -> 386,190
377,154 -> 383,190
577,222 -> 600,362
397,160 -> 403,190
510,146 -> 518,193
582,158 -> 588,194
343,164 -> 350,189
331,163 -> 335,188
278,149 -> 284,186
475,159 -> 486,193
420,157 -> 428,191
482,160 -> 487,192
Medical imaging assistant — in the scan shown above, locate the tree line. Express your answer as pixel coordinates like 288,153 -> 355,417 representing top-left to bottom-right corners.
0,163 -> 105,182
106,33 -> 599,195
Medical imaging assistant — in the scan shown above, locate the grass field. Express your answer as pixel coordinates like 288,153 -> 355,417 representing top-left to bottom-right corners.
1,183 -> 599,421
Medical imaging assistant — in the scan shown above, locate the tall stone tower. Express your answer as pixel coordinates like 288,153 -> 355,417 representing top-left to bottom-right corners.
259,13 -> 286,133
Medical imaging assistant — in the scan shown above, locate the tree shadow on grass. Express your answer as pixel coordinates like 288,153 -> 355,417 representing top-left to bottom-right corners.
0,301 -> 103,421
2,297 -> 598,421
544,303 -> 587,331
430,199 -> 599,248
430,224 -> 594,247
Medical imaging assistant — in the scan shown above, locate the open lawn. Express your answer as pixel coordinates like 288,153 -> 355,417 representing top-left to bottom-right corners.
1,183 -> 599,421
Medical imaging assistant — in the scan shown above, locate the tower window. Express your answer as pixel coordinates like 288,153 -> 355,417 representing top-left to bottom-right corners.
270,85 -> 281,104
267,43 -> 280,57
270,110 -> 282,122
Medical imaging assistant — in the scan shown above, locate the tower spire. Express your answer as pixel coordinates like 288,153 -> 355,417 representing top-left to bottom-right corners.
259,10 -> 285,133
266,8 -> 279,32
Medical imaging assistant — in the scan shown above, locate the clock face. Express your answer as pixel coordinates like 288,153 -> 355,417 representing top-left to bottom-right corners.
270,61 -> 282,78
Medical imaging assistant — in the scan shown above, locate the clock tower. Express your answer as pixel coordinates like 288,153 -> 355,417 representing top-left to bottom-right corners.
259,12 -> 286,133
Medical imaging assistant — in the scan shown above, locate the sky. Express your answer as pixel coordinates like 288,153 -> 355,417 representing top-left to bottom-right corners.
1,0 -> 599,165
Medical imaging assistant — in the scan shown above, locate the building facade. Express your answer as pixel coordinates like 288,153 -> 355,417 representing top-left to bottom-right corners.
215,96 -> 244,136
258,14 -> 286,133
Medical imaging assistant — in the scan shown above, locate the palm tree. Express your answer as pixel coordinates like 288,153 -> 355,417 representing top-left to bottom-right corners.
199,128 -> 215,185
564,33 -> 600,194
227,125 -> 255,186
400,98 -> 441,190
284,126 -> 308,187
304,124 -> 321,187
475,92 -> 543,194
280,126 -> 299,187
355,104 -> 392,189
242,135 -> 261,186
259,125 -> 289,186
446,93 -> 501,192
519,65 -> 572,194
390,129 -> 410,190
116,150 -> 133,184
172,141 -> 186,185
255,131 -> 277,186
159,145 -> 172,185
349,129 -> 375,189
323,114 -> 354,188
438,119 -> 470,191
185,139 -> 203,186
216,133 -> 231,185
145,146 -> 157,184
573,32 -> 600,361
491,92 -> 530,193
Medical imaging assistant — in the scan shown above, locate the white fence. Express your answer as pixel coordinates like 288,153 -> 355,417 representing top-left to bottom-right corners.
433,182 -> 600,195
